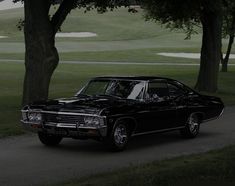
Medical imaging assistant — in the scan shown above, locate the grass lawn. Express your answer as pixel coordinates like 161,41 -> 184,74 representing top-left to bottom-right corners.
57,145 -> 235,186
1,7 -> 235,63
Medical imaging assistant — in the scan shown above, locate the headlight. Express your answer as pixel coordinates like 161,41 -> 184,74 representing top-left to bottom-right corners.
83,116 -> 105,127
84,116 -> 100,126
28,112 -> 42,123
22,112 -> 27,120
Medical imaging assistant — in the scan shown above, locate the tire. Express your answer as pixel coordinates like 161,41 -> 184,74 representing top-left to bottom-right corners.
180,114 -> 200,138
106,121 -> 130,151
38,132 -> 62,146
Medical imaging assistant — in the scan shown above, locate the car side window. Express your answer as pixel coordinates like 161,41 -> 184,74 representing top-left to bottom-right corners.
168,83 -> 186,98
147,81 -> 169,99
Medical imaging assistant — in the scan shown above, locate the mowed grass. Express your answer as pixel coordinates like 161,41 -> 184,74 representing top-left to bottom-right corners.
0,7 -> 235,63
0,7 -> 175,42
0,62 -> 235,137
58,145 -> 235,186
0,8 -> 24,41
1,49 -> 235,64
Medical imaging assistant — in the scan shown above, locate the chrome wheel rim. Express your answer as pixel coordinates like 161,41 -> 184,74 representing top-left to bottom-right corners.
188,115 -> 199,133
114,124 -> 128,146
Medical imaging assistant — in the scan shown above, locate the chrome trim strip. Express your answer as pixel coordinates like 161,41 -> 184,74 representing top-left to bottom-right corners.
132,126 -> 185,137
43,122 -> 57,127
56,123 -> 77,128
78,126 -> 107,130
20,120 -> 42,125
41,110 -> 105,118
21,109 -> 105,118
21,109 -> 42,113
203,117 -> 219,123
40,111 -> 59,114
137,111 -> 149,114
43,122 -> 106,130
43,122 -> 77,129
219,108 -> 225,117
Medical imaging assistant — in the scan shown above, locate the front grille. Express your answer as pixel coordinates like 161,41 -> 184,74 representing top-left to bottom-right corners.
43,113 -> 85,125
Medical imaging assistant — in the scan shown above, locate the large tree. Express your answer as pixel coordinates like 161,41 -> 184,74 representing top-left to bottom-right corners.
221,0 -> 235,72
15,0 -> 131,106
142,0 -> 223,93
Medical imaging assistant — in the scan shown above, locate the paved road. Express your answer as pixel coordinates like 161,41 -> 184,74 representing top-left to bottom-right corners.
0,107 -> 235,186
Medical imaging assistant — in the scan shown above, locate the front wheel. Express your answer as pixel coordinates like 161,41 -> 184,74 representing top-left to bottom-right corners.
106,122 -> 130,151
180,114 -> 200,138
38,132 -> 62,146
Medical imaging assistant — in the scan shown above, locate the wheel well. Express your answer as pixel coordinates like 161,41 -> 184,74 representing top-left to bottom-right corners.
192,112 -> 204,123
115,117 -> 137,135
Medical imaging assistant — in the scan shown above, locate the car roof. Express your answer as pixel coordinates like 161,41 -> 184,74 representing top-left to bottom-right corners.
89,76 -> 196,93
92,76 -> 176,82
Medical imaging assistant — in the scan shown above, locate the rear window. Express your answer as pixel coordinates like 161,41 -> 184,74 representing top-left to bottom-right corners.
147,81 -> 169,98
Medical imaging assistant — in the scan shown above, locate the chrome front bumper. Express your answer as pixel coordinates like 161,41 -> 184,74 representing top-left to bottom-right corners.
21,120 -> 108,138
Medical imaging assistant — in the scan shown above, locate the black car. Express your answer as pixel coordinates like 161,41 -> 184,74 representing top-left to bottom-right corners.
21,76 -> 224,151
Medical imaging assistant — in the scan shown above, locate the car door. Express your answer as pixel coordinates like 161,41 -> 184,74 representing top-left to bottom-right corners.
167,82 -> 189,126
137,80 -> 177,132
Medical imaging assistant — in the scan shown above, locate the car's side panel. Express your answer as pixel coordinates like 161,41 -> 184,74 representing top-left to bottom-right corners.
147,100 -> 177,130
134,80 -> 178,132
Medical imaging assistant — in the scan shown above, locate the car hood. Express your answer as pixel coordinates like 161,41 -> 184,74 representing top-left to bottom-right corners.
30,96 -> 137,116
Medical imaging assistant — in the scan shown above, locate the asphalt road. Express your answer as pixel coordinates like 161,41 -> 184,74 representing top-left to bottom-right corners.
0,106 -> 235,186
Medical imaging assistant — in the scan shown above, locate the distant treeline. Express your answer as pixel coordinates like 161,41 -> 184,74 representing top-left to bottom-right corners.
52,0 -> 139,5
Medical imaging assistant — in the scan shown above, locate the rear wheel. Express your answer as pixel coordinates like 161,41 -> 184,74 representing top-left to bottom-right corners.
106,122 -> 130,151
180,114 -> 200,138
38,132 -> 62,146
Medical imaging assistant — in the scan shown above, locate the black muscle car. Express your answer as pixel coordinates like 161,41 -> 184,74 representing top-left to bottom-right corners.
21,76 -> 224,151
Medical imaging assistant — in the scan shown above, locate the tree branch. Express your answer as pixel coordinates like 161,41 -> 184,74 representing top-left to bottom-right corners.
51,0 -> 77,34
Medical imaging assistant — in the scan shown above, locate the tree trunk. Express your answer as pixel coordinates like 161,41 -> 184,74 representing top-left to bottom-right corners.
22,0 -> 59,106
195,3 -> 222,93
221,34 -> 234,72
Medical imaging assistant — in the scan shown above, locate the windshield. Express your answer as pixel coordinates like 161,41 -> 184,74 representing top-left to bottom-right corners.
78,79 -> 145,100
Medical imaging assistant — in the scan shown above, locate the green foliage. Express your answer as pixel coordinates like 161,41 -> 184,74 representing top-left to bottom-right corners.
142,0 -> 227,39
142,0 -> 234,40
141,0 -> 202,39
14,0 -> 135,31
222,0 -> 235,38
14,0 -> 133,13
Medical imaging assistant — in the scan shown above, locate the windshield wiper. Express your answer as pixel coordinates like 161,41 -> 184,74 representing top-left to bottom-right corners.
76,94 -> 91,98
94,94 -> 122,99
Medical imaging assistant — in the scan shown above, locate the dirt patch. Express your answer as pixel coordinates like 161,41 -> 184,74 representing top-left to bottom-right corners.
56,32 -> 97,38
0,36 -> 8,39
0,0 -> 23,11
158,52 -> 235,59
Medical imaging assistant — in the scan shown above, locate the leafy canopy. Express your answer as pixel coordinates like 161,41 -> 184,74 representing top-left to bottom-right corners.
141,0 -> 222,39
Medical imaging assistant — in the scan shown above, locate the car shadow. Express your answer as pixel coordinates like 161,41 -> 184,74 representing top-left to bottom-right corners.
34,130 -> 219,154
128,130 -> 220,151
